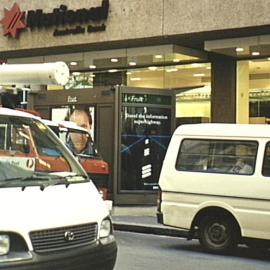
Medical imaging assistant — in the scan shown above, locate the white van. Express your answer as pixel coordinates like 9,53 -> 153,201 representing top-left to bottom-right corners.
0,108 -> 117,269
157,123 -> 270,254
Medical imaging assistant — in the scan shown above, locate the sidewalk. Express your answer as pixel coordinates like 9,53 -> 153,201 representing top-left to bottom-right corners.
111,206 -> 188,238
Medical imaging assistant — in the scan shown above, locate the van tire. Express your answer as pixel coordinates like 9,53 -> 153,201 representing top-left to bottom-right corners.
198,214 -> 237,254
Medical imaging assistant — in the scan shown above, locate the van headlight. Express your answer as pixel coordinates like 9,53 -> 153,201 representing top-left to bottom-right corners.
0,235 -> 10,255
100,218 -> 115,245
100,219 -> 112,238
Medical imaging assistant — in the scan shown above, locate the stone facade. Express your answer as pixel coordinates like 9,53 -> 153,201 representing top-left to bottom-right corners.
0,0 -> 269,53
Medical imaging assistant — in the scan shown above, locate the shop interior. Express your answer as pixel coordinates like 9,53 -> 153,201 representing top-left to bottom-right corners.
7,41 -> 270,125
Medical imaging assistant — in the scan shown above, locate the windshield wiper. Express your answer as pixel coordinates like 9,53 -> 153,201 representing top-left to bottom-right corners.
1,174 -> 69,190
0,172 -> 88,190
0,176 -> 50,190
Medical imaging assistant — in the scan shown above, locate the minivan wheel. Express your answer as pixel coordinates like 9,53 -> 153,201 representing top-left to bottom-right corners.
198,215 -> 237,254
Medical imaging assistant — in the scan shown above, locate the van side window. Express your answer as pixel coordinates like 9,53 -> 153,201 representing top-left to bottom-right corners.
10,125 -> 31,154
176,139 -> 257,175
262,142 -> 270,176
31,127 -> 62,158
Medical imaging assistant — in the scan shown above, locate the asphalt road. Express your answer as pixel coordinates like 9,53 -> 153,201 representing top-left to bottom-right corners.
114,231 -> 270,270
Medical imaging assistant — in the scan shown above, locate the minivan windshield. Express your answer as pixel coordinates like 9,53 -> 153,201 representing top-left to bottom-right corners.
0,114 -> 88,188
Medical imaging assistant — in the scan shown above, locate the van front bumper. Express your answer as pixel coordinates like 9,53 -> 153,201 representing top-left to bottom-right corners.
0,241 -> 117,270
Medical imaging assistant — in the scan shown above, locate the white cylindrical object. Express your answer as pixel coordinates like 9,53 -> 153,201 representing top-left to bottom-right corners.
0,62 -> 70,85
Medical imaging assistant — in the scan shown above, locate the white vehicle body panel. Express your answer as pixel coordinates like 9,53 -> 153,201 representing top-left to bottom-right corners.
0,181 -> 108,250
159,123 -> 270,240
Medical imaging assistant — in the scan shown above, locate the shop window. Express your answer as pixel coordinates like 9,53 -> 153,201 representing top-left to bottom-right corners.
238,59 -> 270,124
0,125 -> 6,150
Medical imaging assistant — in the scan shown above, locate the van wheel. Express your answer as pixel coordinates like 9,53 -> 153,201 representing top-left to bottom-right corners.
198,215 -> 237,254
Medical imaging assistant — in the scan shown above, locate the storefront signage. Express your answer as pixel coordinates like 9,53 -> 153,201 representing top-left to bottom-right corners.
0,3 -> 26,38
124,111 -> 169,126
122,93 -> 172,106
0,0 -> 109,38
67,96 -> 78,103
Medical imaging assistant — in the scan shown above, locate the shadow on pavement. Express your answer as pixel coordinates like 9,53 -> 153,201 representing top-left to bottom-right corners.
166,242 -> 270,262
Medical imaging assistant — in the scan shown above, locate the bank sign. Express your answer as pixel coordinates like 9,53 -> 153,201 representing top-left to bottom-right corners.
0,0 -> 109,38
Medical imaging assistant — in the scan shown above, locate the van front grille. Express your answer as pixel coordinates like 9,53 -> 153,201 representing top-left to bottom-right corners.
30,223 -> 98,253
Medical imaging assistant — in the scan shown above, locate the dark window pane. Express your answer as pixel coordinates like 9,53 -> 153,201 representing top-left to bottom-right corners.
262,142 -> 270,176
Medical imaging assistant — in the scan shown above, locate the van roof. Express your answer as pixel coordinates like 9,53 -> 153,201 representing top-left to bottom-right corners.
41,118 -> 59,127
40,119 -> 89,133
0,107 -> 39,119
174,123 -> 270,138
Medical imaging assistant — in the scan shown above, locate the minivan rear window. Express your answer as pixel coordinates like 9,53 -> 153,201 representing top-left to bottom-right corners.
176,139 -> 258,175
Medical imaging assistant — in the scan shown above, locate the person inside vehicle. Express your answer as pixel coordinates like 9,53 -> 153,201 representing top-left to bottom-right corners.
230,158 -> 253,174
65,108 -> 95,156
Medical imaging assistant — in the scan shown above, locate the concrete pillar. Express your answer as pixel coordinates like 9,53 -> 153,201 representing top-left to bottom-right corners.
236,61 -> 249,123
211,55 -> 236,123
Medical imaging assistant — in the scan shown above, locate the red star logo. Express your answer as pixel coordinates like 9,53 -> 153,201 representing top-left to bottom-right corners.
0,3 -> 26,38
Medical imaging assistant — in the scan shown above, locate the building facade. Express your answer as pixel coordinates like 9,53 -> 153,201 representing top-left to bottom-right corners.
1,0 -> 270,204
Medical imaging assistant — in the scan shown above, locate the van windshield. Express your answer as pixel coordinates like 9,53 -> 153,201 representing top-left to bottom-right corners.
0,114 -> 87,188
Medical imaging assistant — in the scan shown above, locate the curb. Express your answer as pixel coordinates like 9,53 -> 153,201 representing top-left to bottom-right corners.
113,222 -> 188,238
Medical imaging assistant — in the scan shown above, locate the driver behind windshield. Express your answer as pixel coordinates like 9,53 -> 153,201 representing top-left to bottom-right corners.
65,109 -> 96,156
67,130 -> 96,156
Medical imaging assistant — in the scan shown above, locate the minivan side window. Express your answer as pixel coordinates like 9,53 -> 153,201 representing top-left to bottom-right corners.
176,139 -> 258,175
262,142 -> 270,176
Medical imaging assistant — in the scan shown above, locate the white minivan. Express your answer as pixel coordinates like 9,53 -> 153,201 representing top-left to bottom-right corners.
157,123 -> 270,253
0,108 -> 117,269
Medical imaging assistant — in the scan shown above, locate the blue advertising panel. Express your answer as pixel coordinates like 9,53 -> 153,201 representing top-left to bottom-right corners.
121,93 -> 172,191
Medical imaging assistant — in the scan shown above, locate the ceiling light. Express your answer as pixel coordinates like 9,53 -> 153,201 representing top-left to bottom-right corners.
108,69 -> 118,73
173,59 -> 180,63
193,73 -> 205,77
111,58 -> 118,63
191,63 -> 204,68
252,51 -> 260,56
89,65 -> 96,69
129,61 -> 137,66
166,68 -> 178,72
148,66 -> 157,71
126,71 -> 132,75
236,47 -> 244,52
72,72 -> 81,76
130,77 -> 141,81
70,61 -> 78,66
154,55 -> 163,59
